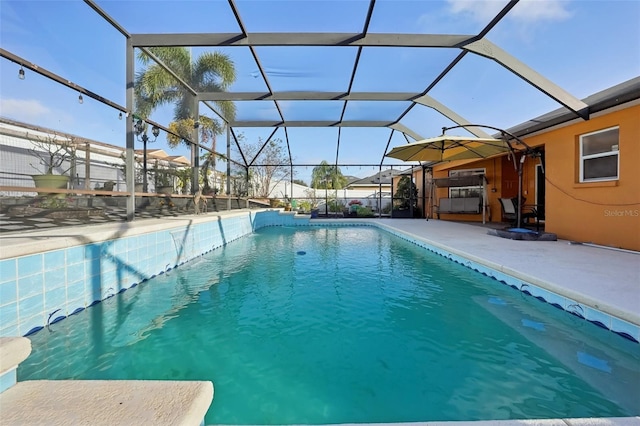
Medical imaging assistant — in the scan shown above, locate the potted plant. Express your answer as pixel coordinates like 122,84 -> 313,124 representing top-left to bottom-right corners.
297,200 -> 312,214
28,132 -> 76,195
348,199 -> 362,216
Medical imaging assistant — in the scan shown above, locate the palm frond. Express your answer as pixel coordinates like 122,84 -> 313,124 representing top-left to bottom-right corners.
214,100 -> 236,122
146,47 -> 192,81
194,52 -> 236,90
198,81 -> 237,122
134,66 -> 182,117
166,118 -> 197,148
135,47 -> 236,138
199,115 -> 224,141
136,49 -> 153,66
174,97 -> 193,121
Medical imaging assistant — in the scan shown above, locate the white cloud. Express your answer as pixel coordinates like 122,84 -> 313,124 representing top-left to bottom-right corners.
0,98 -> 77,134
448,0 -> 572,24
510,0 -> 572,23
447,0 -> 507,23
0,98 -> 51,121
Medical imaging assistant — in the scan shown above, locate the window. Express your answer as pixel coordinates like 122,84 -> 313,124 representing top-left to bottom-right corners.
449,168 -> 485,198
580,127 -> 619,182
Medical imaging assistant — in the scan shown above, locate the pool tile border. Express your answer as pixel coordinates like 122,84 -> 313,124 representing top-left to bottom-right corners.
1,210 -> 294,337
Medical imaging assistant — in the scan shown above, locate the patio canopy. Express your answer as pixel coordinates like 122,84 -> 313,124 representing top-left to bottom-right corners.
385,135 -> 510,163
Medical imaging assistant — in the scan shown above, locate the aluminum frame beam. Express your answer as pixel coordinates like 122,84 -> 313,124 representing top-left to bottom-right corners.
388,124 -> 423,142
198,91 -> 422,101
128,26 -> 590,156
230,120 -> 395,128
130,33 -> 476,48
413,94 -> 492,138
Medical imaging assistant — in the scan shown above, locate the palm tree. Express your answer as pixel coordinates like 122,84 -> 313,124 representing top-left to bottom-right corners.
134,47 -> 236,152
311,161 -> 347,216
311,161 -> 347,189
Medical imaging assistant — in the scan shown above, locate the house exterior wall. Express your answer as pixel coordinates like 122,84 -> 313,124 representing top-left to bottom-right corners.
431,158 -> 503,222
524,103 -> 640,251
411,102 -> 639,251
413,168 -> 432,218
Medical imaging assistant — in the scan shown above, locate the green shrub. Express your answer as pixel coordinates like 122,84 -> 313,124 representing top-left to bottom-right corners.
328,199 -> 344,213
298,201 -> 312,212
355,205 -> 374,217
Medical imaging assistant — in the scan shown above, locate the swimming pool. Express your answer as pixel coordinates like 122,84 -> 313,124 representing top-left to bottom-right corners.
19,226 -> 640,424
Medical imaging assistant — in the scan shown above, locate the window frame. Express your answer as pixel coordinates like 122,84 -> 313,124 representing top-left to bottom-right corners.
448,168 -> 485,198
579,126 -> 620,183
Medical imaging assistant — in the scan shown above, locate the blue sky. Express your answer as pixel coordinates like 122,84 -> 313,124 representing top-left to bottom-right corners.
1,0 -> 639,183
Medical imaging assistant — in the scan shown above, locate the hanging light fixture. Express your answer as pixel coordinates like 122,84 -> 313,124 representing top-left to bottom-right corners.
119,112 -> 123,120
18,66 -> 25,80
134,120 -> 161,193
78,94 -> 84,104
134,118 -> 145,135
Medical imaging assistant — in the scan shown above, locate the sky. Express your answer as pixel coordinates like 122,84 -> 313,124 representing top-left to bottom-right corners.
1,0 -> 639,184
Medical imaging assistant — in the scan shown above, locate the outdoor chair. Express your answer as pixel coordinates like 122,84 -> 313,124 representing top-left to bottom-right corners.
499,197 -> 542,230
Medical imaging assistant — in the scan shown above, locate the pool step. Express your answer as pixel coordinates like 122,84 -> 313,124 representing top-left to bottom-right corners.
0,337 -> 212,426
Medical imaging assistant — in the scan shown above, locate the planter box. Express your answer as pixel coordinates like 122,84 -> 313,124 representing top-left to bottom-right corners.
157,186 -> 173,195
392,209 -> 414,218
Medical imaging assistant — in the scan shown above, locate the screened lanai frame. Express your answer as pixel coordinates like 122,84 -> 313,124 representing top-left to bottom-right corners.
2,0 -> 593,221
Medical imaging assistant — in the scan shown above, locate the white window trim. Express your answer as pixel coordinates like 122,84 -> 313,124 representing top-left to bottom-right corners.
579,126 -> 619,183
448,168 -> 486,198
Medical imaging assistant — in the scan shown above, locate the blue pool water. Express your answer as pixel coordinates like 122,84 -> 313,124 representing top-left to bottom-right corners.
19,226 -> 640,424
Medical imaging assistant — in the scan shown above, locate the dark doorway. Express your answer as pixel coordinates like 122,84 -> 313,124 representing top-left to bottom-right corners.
536,163 -> 545,207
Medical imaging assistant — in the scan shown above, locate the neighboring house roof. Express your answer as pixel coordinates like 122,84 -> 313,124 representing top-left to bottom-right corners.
166,156 -> 190,166
398,165 -> 423,175
135,149 -> 190,166
347,168 -> 405,188
344,175 -> 360,185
